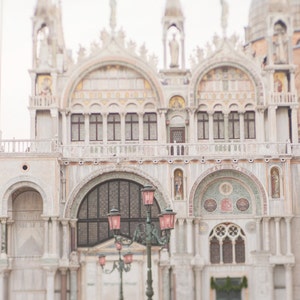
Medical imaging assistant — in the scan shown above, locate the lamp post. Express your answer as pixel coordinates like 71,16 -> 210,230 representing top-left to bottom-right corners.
98,241 -> 133,300
107,185 -> 176,300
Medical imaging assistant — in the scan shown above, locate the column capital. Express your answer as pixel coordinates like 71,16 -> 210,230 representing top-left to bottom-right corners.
69,219 -> 78,228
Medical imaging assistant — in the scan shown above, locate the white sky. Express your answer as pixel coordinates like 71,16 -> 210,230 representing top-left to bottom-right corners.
0,0 -> 251,139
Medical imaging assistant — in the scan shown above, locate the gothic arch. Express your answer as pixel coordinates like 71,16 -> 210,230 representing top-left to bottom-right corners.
63,166 -> 170,219
189,164 -> 268,217
189,56 -> 265,107
0,175 -> 53,216
61,57 -> 164,109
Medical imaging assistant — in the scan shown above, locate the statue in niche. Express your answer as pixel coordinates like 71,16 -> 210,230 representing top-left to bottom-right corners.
271,167 -> 280,198
37,25 -> 51,67
174,169 -> 183,200
169,33 -> 179,68
274,74 -> 283,92
273,22 -> 288,64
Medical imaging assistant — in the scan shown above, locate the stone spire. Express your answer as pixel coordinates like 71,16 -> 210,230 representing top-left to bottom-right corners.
164,0 -> 184,18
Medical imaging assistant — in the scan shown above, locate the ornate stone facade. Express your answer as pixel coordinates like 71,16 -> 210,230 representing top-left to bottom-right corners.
1,0 -> 300,299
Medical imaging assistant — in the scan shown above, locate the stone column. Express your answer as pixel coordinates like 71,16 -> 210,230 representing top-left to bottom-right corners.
178,219 -> 185,253
194,219 -> 201,256
274,217 -> 281,255
188,108 -> 196,143
263,217 -> 270,251
62,111 -> 67,145
285,264 -> 293,300
256,108 -> 265,142
70,220 -> 77,252
268,106 -> 277,142
45,268 -> 56,300
138,112 -> 144,143
70,267 -> 79,300
186,219 -> 193,254
194,266 -> 202,300
84,113 -> 89,144
224,112 -> 229,142
51,217 -> 58,258
0,218 -> 7,258
239,111 -> 245,142
30,109 -> 37,140
120,112 -> 125,144
102,113 -> 108,143
208,111 -> 214,142
285,217 -> 292,255
291,105 -> 298,143
256,217 -> 262,251
43,216 -> 50,258
60,268 -> 68,300
61,219 -> 70,261
0,270 -> 9,300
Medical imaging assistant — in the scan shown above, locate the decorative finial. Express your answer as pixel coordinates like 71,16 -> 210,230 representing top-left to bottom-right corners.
220,0 -> 229,37
110,0 -> 117,34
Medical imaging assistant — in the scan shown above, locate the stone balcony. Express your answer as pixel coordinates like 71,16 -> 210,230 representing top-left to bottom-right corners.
30,95 -> 57,108
0,139 -> 295,162
269,92 -> 298,105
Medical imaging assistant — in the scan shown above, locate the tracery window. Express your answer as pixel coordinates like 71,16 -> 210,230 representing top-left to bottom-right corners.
107,113 -> 121,141
125,113 -> 139,141
209,223 -> 245,264
197,112 -> 209,140
77,179 -> 160,247
244,111 -> 255,139
71,113 -> 85,141
143,113 -> 157,140
89,113 -> 103,141
213,112 -> 224,140
228,112 -> 240,139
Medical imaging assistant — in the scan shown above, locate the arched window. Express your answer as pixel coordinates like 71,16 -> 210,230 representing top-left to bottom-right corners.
209,223 -> 246,264
77,179 -> 160,247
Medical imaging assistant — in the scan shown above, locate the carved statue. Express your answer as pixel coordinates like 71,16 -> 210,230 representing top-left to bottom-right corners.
169,33 -> 179,68
273,23 -> 288,64
220,0 -> 229,36
271,168 -> 280,198
110,0 -> 117,32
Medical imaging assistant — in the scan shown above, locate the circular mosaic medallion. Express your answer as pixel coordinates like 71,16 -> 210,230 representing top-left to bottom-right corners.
236,198 -> 250,211
204,199 -> 217,212
219,182 -> 233,196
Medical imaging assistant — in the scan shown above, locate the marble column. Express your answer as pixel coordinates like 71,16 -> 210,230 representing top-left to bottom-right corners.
285,264 -> 293,300
274,217 -> 281,256
186,218 -> 193,254
120,112 -> 125,144
263,217 -> 270,251
0,270 -> 9,300
70,268 -> 78,300
224,113 -> 229,142
285,217 -> 292,255
239,111 -> 245,142
268,106 -> 277,142
0,218 -> 7,258
194,266 -> 202,300
42,216 -> 50,258
61,219 -> 70,261
102,113 -> 108,143
70,219 -> 77,252
84,113 -> 89,144
51,217 -> 58,258
138,112 -> 144,143
45,268 -> 56,300
208,111 -> 214,142
60,268 -> 68,300
178,219 -> 185,253
256,217 -> 262,251
291,105 -> 298,144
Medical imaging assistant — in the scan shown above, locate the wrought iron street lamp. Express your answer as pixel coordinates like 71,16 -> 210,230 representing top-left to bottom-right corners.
98,241 -> 133,300
107,185 -> 176,300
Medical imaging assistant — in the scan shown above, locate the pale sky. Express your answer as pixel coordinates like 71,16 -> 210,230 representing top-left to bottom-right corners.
0,0 -> 251,139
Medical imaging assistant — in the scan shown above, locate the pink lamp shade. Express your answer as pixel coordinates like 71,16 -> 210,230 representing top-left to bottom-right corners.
141,185 -> 155,206
107,208 -> 121,231
158,208 -> 176,230
123,252 -> 133,264
98,254 -> 106,266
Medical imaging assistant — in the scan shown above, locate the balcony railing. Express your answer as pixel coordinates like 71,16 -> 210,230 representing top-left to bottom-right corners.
0,139 -> 295,159
30,95 -> 57,107
269,92 -> 297,105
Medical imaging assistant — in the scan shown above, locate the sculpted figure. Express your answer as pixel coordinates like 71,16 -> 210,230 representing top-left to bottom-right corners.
169,33 -> 179,68
220,0 -> 229,35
